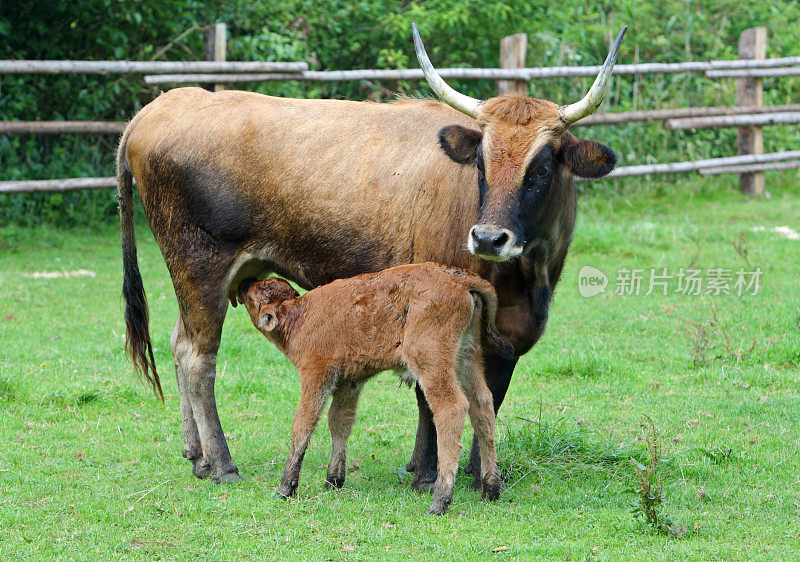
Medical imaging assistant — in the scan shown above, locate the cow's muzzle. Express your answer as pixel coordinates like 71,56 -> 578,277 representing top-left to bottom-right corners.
468,225 -> 522,261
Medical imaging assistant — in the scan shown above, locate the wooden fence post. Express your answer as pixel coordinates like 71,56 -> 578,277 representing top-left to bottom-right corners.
737,27 -> 767,195
202,23 -> 227,91
497,33 -> 527,95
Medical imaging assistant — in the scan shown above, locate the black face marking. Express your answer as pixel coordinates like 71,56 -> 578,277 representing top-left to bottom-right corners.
522,145 -> 555,197
473,144 -> 557,247
475,144 -> 488,211
507,145 -> 556,241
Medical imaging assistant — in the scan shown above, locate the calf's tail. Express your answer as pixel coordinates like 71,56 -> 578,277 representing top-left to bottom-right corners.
117,132 -> 163,400
467,283 -> 516,361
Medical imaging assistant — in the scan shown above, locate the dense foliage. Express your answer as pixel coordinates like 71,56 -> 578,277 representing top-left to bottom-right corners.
2,1 -> 799,226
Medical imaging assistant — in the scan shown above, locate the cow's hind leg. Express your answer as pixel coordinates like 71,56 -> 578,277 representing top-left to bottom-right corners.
177,295 -> 240,483
325,382 -> 364,489
171,317 -> 203,474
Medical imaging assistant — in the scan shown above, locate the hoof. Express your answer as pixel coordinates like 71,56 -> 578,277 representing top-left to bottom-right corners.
214,470 -> 242,484
405,460 -> 416,472
410,475 -> 436,493
182,446 -> 202,462
426,500 -> 449,516
276,482 -> 296,498
481,480 -> 503,501
410,464 -> 437,493
192,458 -> 213,479
325,475 -> 345,489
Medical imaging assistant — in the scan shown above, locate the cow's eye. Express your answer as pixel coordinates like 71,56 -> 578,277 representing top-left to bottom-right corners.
536,164 -> 551,180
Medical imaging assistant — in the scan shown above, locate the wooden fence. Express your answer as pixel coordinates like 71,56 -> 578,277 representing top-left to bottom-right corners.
2,24 -> 798,196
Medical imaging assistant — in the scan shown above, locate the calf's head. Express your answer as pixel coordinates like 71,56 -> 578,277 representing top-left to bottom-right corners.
237,277 -> 299,334
413,24 -> 625,261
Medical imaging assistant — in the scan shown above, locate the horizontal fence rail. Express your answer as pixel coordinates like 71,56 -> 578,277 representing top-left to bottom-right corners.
578,103 -> 800,126
140,57 -> 800,85
0,121 -> 126,134
665,112 -> 800,130
0,177 -> 118,193
706,67 -> 800,78
698,159 -> 800,176
577,150 -> 800,180
5,55 -> 800,80
0,60 -> 307,74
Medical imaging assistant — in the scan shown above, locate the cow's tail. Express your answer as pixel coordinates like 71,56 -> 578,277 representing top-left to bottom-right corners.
467,282 -> 515,361
117,131 -> 163,401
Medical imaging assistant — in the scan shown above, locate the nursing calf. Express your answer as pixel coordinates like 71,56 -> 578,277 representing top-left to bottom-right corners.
238,263 -> 513,515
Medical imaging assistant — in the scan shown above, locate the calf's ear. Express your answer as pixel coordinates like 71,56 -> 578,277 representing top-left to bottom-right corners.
258,305 -> 279,332
438,125 -> 482,164
559,131 -> 617,178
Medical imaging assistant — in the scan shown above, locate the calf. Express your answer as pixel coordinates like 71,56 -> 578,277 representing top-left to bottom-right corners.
238,263 -> 513,515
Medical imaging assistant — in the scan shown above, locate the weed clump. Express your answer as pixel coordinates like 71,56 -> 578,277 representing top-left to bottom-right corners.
629,416 -> 689,538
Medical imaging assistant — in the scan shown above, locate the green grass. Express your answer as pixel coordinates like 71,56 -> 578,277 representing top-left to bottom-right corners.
1,174 -> 799,559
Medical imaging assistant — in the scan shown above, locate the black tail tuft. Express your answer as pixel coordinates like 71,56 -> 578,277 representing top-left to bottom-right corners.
122,245 -> 163,401
118,142 -> 163,401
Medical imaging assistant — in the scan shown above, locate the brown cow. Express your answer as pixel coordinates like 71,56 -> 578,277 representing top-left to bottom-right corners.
237,263 -> 513,515
118,24 -> 625,485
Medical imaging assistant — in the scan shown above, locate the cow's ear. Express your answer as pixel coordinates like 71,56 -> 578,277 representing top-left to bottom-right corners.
258,305 -> 278,332
559,131 -> 616,178
438,125 -> 482,164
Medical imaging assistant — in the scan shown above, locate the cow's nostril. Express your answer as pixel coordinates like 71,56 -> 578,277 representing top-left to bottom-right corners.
492,232 -> 509,249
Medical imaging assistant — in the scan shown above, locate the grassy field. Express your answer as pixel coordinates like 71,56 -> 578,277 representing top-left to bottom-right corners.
1,175 -> 799,560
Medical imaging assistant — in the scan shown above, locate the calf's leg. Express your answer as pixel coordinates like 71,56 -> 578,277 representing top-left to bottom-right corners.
406,384 -> 438,491
277,370 -> 333,498
325,382 -> 364,489
465,352 -> 518,486
418,372 -> 469,516
462,354 -> 502,501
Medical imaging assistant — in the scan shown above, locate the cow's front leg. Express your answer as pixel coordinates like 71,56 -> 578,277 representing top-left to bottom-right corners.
407,383 -> 438,492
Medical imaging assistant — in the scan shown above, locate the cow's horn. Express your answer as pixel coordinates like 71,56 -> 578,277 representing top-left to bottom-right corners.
559,26 -> 627,126
412,22 -> 482,119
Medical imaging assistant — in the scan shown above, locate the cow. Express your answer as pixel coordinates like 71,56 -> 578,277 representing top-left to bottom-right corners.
117,24 -> 625,486
237,263 -> 514,514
